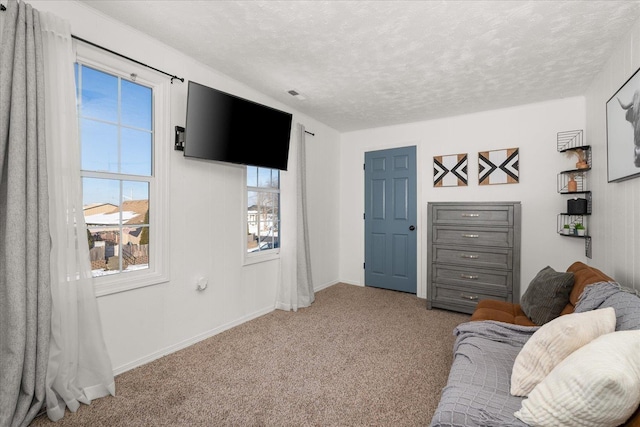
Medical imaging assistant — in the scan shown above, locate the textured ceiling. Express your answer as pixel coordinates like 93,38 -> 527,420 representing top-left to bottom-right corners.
80,0 -> 640,132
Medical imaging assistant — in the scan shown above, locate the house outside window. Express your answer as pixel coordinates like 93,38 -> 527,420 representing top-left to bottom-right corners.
246,166 -> 280,261
75,43 -> 169,295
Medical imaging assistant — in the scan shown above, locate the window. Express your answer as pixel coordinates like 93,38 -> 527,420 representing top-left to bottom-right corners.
75,43 -> 169,295
245,166 -> 280,261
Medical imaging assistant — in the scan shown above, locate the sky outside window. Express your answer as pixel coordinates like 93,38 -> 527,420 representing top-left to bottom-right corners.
78,64 -> 153,205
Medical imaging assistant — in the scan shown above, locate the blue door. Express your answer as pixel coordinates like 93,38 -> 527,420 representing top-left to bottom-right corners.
364,146 -> 417,293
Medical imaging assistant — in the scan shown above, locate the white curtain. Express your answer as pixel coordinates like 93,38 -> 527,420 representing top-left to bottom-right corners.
277,123 -> 314,311
40,11 -> 115,422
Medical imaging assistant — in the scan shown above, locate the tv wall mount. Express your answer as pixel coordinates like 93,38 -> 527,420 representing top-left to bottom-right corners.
175,126 -> 185,151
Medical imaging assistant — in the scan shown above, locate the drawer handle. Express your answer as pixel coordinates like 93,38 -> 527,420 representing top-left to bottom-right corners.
462,234 -> 479,238
460,293 -> 479,301
460,254 -> 479,259
461,213 -> 480,217
460,274 -> 479,280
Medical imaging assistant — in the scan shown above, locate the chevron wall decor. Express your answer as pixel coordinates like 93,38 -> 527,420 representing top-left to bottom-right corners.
478,148 -> 519,185
434,153 -> 468,187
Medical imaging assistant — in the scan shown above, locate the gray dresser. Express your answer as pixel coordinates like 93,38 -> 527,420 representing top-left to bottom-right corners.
426,202 -> 521,314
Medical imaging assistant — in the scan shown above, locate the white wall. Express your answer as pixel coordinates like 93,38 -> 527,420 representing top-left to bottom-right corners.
31,0 -> 640,374
31,1 -> 341,373
339,97 -> 587,299
585,17 -> 640,290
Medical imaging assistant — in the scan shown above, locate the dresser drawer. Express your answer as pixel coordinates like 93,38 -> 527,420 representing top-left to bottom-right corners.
431,284 -> 510,312
432,245 -> 512,270
431,264 -> 511,294
431,225 -> 513,248
431,204 -> 513,226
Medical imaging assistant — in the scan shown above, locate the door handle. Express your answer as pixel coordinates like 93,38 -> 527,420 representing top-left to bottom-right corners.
409,225 -> 415,231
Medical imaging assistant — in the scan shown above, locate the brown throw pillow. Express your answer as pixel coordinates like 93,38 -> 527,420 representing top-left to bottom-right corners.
520,266 -> 575,325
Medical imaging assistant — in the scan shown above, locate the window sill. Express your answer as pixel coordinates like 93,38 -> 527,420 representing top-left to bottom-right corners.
94,269 -> 170,297
243,250 -> 280,266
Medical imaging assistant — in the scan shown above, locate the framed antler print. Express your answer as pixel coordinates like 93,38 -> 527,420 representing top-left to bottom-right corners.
607,65 -> 640,183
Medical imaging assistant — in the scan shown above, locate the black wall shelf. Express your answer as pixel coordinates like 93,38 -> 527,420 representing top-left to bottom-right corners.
557,130 -> 591,259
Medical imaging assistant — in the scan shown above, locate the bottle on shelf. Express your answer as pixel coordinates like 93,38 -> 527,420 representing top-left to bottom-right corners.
567,173 -> 578,192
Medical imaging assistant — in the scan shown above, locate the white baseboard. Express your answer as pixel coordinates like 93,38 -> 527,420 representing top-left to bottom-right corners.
314,279 -> 339,292
339,280 -> 364,287
112,305 -> 275,375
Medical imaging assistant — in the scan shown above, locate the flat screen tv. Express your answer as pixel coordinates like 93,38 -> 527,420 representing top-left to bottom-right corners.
184,81 -> 293,170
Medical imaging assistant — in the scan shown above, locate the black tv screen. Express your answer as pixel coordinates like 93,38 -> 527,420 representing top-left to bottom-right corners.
184,81 -> 293,170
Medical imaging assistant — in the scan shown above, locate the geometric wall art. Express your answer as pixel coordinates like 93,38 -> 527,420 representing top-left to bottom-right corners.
434,153 -> 468,187
478,148 -> 519,185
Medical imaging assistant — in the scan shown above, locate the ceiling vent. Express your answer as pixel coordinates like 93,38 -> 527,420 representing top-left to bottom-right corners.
287,89 -> 306,100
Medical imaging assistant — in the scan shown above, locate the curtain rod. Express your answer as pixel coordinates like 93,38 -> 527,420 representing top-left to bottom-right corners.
72,35 -> 184,84
0,4 -> 182,82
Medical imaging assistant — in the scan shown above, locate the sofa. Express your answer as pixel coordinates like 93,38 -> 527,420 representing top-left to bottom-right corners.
430,262 -> 640,427
470,261 -> 613,326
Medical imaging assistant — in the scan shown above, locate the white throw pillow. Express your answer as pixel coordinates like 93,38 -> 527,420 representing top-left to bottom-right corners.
514,330 -> 640,427
510,307 -> 616,396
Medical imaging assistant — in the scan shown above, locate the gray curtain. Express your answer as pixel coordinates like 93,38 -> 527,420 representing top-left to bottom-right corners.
0,1 -> 51,426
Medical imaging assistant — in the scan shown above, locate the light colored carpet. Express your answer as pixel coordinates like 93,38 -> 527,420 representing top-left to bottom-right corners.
31,283 -> 470,426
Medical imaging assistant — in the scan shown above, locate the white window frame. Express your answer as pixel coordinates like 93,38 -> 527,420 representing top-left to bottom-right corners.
243,166 -> 281,265
75,42 -> 170,296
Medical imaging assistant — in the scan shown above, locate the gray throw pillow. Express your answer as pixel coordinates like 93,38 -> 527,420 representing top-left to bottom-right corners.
520,266 -> 575,325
